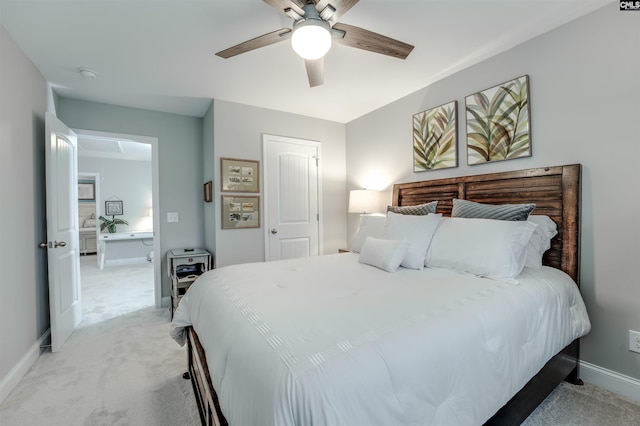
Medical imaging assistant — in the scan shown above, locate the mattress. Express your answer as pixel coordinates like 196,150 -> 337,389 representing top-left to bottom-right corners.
171,253 -> 591,426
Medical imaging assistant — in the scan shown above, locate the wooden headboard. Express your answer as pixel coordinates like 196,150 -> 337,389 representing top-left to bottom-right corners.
392,164 -> 581,284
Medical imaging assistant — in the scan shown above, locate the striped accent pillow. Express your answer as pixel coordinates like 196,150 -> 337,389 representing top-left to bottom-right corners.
387,201 -> 437,215
451,199 -> 535,221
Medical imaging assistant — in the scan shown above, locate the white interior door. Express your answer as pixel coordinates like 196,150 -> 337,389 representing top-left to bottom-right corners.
45,112 -> 82,352
264,134 -> 321,261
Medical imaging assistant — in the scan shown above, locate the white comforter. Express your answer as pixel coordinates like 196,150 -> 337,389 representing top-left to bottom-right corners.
171,253 -> 591,426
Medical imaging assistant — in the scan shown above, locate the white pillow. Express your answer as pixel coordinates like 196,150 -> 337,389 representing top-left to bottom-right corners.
351,215 -> 387,253
426,217 -> 537,279
524,215 -> 558,269
382,211 -> 442,270
359,237 -> 409,273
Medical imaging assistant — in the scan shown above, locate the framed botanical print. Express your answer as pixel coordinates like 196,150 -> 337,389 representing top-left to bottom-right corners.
413,100 -> 458,172
466,75 -> 531,165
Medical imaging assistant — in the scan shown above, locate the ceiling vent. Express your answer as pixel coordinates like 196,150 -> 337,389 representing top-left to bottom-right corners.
78,137 -> 123,154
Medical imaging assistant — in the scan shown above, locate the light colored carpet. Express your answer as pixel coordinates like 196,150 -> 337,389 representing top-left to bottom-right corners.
1,257 -> 638,425
0,307 -> 199,426
523,381 -> 640,426
0,257 -> 199,426
79,255 -> 155,327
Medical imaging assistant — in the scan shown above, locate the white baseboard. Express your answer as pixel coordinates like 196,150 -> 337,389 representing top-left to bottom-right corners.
105,257 -> 149,267
39,329 -> 51,347
0,329 -> 50,404
580,361 -> 640,403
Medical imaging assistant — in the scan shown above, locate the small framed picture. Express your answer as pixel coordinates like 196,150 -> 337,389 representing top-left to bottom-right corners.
220,157 -> 259,193
105,200 -> 123,216
78,181 -> 95,201
221,195 -> 260,229
203,180 -> 212,202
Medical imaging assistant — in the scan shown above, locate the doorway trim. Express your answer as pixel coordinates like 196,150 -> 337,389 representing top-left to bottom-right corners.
77,171 -> 101,259
74,129 -> 162,308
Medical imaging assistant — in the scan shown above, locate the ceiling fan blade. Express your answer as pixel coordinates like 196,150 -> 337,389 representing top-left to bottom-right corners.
216,28 -> 292,59
315,0 -> 359,24
332,23 -> 414,59
305,58 -> 324,87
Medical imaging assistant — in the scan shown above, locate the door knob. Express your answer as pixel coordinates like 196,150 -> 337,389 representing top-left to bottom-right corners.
271,228 -> 278,234
54,241 -> 67,248
39,242 -> 49,249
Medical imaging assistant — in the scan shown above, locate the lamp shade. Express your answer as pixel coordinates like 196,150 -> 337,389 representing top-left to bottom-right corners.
291,19 -> 332,60
348,189 -> 380,214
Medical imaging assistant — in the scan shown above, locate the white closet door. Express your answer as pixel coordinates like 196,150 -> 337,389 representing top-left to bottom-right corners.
264,134 -> 321,261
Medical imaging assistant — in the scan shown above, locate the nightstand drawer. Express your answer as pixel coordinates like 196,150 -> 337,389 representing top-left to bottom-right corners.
172,255 -> 210,269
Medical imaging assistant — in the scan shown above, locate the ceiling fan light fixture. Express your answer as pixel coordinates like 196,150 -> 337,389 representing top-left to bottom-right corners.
291,19 -> 332,60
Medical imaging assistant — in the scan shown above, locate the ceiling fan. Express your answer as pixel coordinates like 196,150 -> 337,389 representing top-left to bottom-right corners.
215,0 -> 414,87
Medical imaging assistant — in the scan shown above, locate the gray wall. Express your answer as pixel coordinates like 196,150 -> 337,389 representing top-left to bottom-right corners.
212,100 -> 347,267
0,26 -> 48,391
57,99 -> 205,298
346,6 -> 640,381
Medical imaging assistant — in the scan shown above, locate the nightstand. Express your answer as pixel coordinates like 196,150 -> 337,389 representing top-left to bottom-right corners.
167,248 -> 212,319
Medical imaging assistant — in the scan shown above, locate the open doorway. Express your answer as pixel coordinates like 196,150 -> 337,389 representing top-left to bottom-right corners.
75,129 -> 161,326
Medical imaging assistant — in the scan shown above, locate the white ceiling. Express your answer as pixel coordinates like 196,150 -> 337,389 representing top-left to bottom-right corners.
0,0 -> 612,123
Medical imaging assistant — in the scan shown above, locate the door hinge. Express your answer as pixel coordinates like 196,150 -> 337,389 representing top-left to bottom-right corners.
317,213 -> 319,221
312,155 -> 319,167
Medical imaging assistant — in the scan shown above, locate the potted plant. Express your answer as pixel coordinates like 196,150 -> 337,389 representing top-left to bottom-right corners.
99,215 -> 128,233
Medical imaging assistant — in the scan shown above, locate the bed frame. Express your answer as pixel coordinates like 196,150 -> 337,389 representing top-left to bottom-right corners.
185,163 -> 582,426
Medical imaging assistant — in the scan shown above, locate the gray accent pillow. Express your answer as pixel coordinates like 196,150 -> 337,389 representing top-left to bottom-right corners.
387,201 -> 437,215
451,199 -> 535,221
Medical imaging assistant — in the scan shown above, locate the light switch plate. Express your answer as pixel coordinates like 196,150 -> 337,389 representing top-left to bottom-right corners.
167,212 -> 179,223
629,330 -> 640,354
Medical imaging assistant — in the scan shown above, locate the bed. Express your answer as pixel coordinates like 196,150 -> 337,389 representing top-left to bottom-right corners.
171,164 -> 590,426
